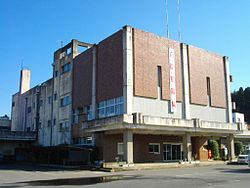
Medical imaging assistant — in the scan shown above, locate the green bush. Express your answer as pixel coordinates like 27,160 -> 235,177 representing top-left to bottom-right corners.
234,141 -> 244,156
207,139 -> 219,158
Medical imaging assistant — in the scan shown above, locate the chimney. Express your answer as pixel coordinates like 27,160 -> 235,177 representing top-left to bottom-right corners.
19,69 -> 30,94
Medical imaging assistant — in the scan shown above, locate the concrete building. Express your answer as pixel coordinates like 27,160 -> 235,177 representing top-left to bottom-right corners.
0,115 -> 11,130
11,26 -> 249,163
11,41 -> 92,146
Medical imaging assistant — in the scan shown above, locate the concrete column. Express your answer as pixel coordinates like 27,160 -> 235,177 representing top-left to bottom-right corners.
227,134 -> 235,161
122,25 -> 133,115
92,45 -> 97,119
181,43 -> 190,119
223,56 -> 232,123
219,137 -> 224,158
123,130 -> 133,163
183,133 -> 192,161
19,69 -> 30,94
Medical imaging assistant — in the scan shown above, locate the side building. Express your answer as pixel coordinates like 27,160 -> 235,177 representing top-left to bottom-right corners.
11,41 -> 92,146
11,26 -> 247,162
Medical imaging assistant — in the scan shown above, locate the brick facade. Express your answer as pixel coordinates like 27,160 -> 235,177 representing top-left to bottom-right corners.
73,48 -> 93,109
96,30 -> 123,103
133,28 -> 183,102
188,45 -> 226,108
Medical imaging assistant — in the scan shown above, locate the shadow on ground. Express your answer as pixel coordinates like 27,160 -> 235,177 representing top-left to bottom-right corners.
0,163 -> 84,172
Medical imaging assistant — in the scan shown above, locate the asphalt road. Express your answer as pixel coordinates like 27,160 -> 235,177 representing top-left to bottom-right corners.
0,163 -> 249,187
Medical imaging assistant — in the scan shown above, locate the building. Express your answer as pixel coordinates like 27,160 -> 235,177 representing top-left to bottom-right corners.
11,26 -> 248,163
0,115 -> 11,130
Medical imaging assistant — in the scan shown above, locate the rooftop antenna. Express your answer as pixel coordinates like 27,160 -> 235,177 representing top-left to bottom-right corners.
166,0 -> 169,38
57,40 -> 63,48
177,0 -> 181,42
21,59 -> 24,70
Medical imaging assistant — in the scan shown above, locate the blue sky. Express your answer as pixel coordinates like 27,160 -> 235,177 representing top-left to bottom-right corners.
0,0 -> 249,117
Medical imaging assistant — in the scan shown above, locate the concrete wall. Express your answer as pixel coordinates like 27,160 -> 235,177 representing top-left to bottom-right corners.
190,104 -> 227,122
133,96 -> 183,119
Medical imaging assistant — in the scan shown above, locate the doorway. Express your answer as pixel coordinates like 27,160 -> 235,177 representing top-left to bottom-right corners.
163,143 -> 183,161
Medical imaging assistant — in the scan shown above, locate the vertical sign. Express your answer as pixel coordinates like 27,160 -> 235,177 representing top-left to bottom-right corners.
169,48 -> 176,113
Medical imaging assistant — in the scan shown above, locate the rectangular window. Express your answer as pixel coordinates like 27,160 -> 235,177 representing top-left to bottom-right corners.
39,100 -> 43,107
62,63 -> 70,73
206,77 -> 211,106
72,110 -> 78,124
117,142 -> 124,155
55,70 -> 58,77
149,143 -> 160,154
87,105 -> 93,121
53,118 -> 56,126
97,96 -> 123,119
27,106 -> 32,113
48,120 -> 51,127
157,66 -> 162,99
60,121 -> 69,131
48,96 -> 52,104
54,93 -> 58,101
61,96 -> 70,107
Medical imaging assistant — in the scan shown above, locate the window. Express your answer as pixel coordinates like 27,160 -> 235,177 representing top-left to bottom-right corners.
54,93 -> 58,101
206,77 -> 211,106
97,96 -> 123,119
62,63 -> 70,73
53,118 -> 56,126
87,105 -> 93,120
40,100 -> 43,107
72,136 -> 93,145
12,102 -> 15,107
149,143 -> 160,154
117,142 -> 124,155
48,120 -> 51,127
59,121 -> 69,131
48,96 -> 52,104
33,102 -> 35,109
55,70 -> 58,77
72,110 -> 78,124
61,96 -> 70,107
27,106 -> 32,113
157,66 -> 162,99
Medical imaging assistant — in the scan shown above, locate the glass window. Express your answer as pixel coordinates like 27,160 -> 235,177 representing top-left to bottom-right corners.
27,106 -> 32,113
149,143 -> 160,154
55,70 -> 58,77
117,142 -> 124,155
48,96 -> 52,104
97,96 -> 124,119
54,93 -> 57,101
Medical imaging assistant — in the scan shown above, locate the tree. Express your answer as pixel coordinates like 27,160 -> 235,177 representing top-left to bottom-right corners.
234,141 -> 244,156
207,140 -> 219,158
232,87 -> 250,124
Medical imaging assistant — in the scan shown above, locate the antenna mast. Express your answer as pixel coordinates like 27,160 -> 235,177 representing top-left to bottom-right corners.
166,0 -> 169,38
177,0 -> 181,41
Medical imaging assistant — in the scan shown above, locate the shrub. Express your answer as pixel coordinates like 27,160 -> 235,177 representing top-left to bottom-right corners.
234,141 -> 244,156
207,139 -> 219,158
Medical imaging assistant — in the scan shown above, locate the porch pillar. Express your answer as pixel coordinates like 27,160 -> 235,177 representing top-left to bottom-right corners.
219,137 -> 224,158
227,134 -> 235,161
123,130 -> 133,163
183,133 -> 192,161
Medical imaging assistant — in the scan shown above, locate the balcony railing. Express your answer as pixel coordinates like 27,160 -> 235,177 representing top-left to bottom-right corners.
0,130 -> 37,141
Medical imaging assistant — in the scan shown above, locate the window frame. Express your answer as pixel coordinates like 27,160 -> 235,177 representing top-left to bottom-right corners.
117,142 -> 124,155
149,143 -> 160,154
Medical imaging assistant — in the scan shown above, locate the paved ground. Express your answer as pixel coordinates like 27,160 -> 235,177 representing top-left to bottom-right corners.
0,163 -> 249,187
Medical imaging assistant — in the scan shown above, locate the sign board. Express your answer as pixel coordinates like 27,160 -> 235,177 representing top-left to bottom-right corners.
169,48 -> 176,113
